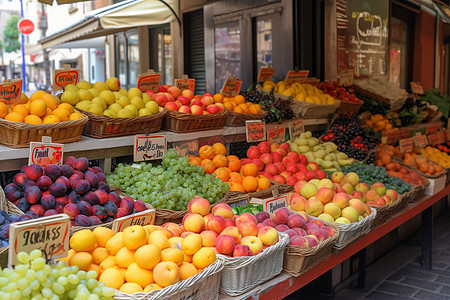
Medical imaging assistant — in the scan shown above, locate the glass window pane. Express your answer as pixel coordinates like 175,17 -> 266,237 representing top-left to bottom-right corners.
215,23 -> 240,92
128,33 -> 139,88
164,34 -> 172,85
117,36 -> 127,87
256,18 -> 272,71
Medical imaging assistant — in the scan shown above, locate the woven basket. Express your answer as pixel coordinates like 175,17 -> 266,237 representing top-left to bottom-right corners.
0,114 -> 88,148
75,108 -> 165,138
369,192 -> 410,230
335,100 -> 364,114
218,231 -> 289,296
115,256 -> 225,300
162,109 -> 228,133
283,223 -> 339,277
396,159 -> 447,179
350,85 -> 391,104
290,99 -> 341,119
225,110 -> 267,127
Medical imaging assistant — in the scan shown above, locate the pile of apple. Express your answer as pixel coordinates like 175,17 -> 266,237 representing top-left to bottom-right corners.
243,141 -> 327,186
146,85 -> 224,115
3,157 -> 148,226
255,208 -> 336,248
287,131 -> 354,172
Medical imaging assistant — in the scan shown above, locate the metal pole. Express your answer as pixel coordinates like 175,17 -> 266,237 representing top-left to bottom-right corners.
20,0 -> 26,92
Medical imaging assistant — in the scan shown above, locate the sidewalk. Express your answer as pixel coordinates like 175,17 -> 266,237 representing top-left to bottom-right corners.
285,208 -> 450,300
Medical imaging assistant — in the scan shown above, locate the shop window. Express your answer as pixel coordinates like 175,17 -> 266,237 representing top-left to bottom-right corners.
214,23 -> 241,92
115,29 -> 139,90
255,18 -> 273,73
149,25 -> 172,85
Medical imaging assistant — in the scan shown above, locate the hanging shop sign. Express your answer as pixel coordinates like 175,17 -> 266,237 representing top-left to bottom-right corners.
29,137 -> 64,167
112,209 -> 155,233
53,64 -> 79,91
174,75 -> 195,92
285,70 -> 309,85
257,68 -> 275,82
221,76 -> 242,97
137,70 -> 161,93
0,79 -> 22,105
246,120 -> 266,143
134,134 -> 166,162
267,124 -> 286,144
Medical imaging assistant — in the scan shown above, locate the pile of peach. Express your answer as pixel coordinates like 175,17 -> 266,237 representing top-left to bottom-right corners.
189,143 -> 271,193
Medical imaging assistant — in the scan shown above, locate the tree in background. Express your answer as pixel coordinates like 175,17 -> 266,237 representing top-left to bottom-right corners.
2,15 -> 20,53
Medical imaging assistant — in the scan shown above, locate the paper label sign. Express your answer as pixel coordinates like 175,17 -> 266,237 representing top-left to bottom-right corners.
221,76 -> 242,97
285,70 -> 309,85
338,69 -> 354,87
289,120 -> 305,140
399,138 -> 414,153
137,70 -> 161,92
410,82 -> 424,95
174,139 -> 199,157
250,195 -> 288,217
246,120 -> 266,143
9,214 -> 70,266
413,135 -> 428,148
112,209 -> 156,233
267,124 -> 285,144
134,135 -> 166,162
0,79 -> 22,105
257,68 -> 275,82
305,77 -> 320,85
428,131 -> 445,146
29,141 -> 64,167
174,75 -> 195,92
53,65 -> 79,91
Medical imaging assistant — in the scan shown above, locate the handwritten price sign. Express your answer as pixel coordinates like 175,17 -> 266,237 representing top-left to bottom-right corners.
9,214 -> 70,266
137,70 -> 161,92
29,141 -> 64,167
134,135 -> 166,162
289,120 -> 304,140
0,79 -> 22,105
267,124 -> 286,144
174,75 -> 195,92
338,69 -> 354,87
399,138 -> 414,153
112,209 -> 156,233
413,135 -> 428,148
285,70 -> 309,85
53,65 -> 79,91
221,76 -> 242,97
257,68 -> 274,82
246,120 -> 266,143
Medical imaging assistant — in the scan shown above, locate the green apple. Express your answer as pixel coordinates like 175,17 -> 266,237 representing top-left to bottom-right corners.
145,101 -> 160,114
139,108 -> 153,117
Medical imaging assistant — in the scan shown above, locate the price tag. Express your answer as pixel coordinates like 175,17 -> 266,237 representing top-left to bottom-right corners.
285,70 -> 309,85
174,139 -> 199,156
221,76 -> 242,97
29,137 -> 64,167
338,69 -> 354,87
399,138 -> 414,153
410,82 -> 424,95
246,120 -> 266,143
53,64 -> 79,91
413,135 -> 428,148
427,131 -> 445,146
257,68 -> 274,82
289,119 -> 304,140
267,124 -> 285,144
137,69 -> 161,92
0,79 -> 22,105
9,214 -> 70,266
249,195 -> 288,217
174,75 -> 195,92
112,209 -> 156,233
134,135 -> 166,162
305,77 -> 320,85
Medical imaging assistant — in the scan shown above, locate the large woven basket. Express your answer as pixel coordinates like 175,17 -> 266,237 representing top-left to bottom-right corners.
162,109 -> 228,133
369,192 -> 410,230
115,256 -> 225,300
218,232 -> 290,296
290,99 -> 341,119
335,99 -> 363,114
283,223 -> 339,277
0,114 -> 88,148
225,110 -> 267,127
75,108 -> 165,138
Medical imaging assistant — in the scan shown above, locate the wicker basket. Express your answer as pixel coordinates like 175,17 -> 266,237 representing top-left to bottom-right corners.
290,99 -> 341,119
75,108 -> 165,138
0,114 -> 88,148
218,232 -> 290,296
350,85 -> 391,104
115,256 -> 225,300
369,192 -> 410,230
162,109 -> 228,133
225,110 -> 267,127
395,159 -> 447,179
283,223 -> 339,277
335,100 -> 364,114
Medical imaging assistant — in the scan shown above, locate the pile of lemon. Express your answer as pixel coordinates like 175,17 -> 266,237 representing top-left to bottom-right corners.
0,91 -> 84,124
262,80 -> 335,105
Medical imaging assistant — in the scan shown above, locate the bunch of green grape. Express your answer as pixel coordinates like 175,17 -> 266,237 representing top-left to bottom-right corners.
0,250 -> 115,300
342,162 -> 412,194
107,149 -> 230,210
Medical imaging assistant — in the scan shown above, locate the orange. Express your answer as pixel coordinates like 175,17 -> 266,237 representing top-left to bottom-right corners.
70,112 -> 84,120
257,176 -> 271,190
0,102 -> 8,118
214,167 -> 231,182
41,94 -> 60,110
229,172 -> 243,184
242,176 -> 258,193
199,145 -> 215,160
233,106 -> 244,114
227,159 -> 241,172
212,154 -> 228,168
201,159 -> 216,174
19,92 -> 29,104
233,95 -> 246,104
13,104 -> 29,116
223,97 -> 232,102
213,94 -> 224,103
29,90 -> 48,102
238,103 -> 249,113
29,99 -> 47,117
227,155 -> 239,162
189,156 -> 201,166
5,112 -> 24,122
58,103 -> 74,114
52,108 -> 70,121
223,102 -> 235,111
24,115 -> 43,125
249,104 -> 262,114
241,163 -> 258,177
212,143 -> 227,156
229,183 -> 245,192
42,115 -> 61,124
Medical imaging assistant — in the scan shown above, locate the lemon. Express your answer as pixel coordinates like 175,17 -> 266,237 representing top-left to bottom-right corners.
99,90 -> 115,105
61,90 -> 80,105
76,80 -> 93,90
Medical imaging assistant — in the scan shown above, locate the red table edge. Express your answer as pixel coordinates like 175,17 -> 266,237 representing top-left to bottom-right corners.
254,185 -> 450,300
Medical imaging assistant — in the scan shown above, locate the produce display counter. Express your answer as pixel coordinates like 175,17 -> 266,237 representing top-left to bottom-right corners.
219,184 -> 450,300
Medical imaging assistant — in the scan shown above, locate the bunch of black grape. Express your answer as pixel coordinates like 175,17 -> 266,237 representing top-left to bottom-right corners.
240,90 -> 294,123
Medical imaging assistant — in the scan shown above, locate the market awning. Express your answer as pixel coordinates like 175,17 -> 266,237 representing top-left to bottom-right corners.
39,0 -> 179,48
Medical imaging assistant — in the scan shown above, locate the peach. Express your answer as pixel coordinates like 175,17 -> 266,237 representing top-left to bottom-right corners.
272,147 -> 287,157
206,104 -> 220,114
167,86 -> 180,98
341,207 -> 359,223
305,198 -> 323,217
386,189 -> 398,202
292,228 -> 307,236
298,211 -> 311,223
220,226 -> 242,244
322,226 -> 335,238
363,203 -> 371,215
162,222 -> 183,237
300,182 -> 318,200
286,176 -> 298,186
375,197 -> 387,207
153,261 -> 180,288
304,235 -> 319,247
330,172 -> 345,184
201,96 -> 213,107
285,164 -> 299,174
342,172 -> 359,186
282,156 -> 293,164
238,220 -> 258,237
178,105 -> 191,114
293,181 -> 307,194
331,192 -> 349,209
280,171 -> 293,180
307,162 -> 319,171
190,99 -> 203,107
272,175 -> 286,184
284,229 -> 297,239
235,212 -> 257,227
203,213 -> 213,227
181,233 -> 203,256
310,219 -> 325,227
307,227 -> 328,241
181,89 -> 194,100
272,208 -> 289,225
290,193 -> 307,212
323,203 -> 341,219
215,235 -> 236,255
355,182 -> 370,193
259,153 -> 273,165
335,217 -> 351,224
206,215 -> 227,234
225,218 -> 235,227
351,190 -> 364,200
180,231 -> 194,238
315,187 -> 334,205
252,158 -> 265,171
199,230 -> 218,247
316,179 -> 333,190
349,199 -> 365,214
183,213 -> 205,233
255,211 -> 270,223
192,247 -> 216,269
190,104 -> 203,115
371,182 -> 386,196
262,218 -> 276,227
212,203 -> 234,219
257,226 -> 279,246
287,214 -> 306,229
187,196 -> 211,216
240,236 -> 263,255
272,152 -> 283,162
318,213 -> 334,223
275,224 -> 290,232
265,164 -> 280,176
233,244 -> 253,257
274,162 -> 285,172
364,189 -> 379,202
289,235 -> 307,247
246,146 -> 261,159
382,195 -> 392,204
341,182 -> 354,194
257,141 -> 271,154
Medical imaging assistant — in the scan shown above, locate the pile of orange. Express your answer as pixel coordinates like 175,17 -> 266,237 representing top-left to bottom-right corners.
0,90 -> 84,124
189,143 -> 271,193
213,94 -> 263,115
